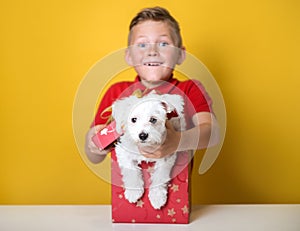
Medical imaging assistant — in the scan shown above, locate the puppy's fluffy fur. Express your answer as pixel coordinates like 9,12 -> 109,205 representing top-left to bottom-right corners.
112,92 -> 185,209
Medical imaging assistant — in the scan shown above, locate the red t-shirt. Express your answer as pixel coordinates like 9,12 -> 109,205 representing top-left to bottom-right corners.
92,76 -> 212,129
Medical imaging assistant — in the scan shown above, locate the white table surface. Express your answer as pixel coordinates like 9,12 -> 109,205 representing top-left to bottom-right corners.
0,205 -> 299,231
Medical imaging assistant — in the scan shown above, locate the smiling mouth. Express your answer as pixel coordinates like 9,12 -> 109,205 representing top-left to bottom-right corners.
143,62 -> 163,67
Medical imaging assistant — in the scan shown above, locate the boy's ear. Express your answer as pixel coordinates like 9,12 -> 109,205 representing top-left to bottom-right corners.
176,46 -> 186,65
125,48 -> 133,66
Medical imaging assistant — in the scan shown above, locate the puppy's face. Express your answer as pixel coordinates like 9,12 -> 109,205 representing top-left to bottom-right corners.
126,99 -> 167,146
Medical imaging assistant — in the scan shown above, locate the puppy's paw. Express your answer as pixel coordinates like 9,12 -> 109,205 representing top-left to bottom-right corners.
124,188 -> 144,203
149,186 -> 168,210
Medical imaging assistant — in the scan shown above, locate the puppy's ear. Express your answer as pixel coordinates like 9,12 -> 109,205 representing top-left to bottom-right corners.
112,98 -> 128,134
112,95 -> 138,133
161,94 -> 184,116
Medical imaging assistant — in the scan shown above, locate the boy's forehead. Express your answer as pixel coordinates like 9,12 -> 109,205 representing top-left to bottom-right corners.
131,20 -> 173,38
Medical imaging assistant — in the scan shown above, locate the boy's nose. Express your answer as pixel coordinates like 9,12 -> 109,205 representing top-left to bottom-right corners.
147,44 -> 158,56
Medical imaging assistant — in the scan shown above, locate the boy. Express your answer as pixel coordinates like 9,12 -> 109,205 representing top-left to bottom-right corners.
85,7 -> 219,164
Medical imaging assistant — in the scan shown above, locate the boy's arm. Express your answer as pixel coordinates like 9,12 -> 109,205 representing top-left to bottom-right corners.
139,112 -> 220,158
85,83 -> 125,164
85,124 -> 111,164
182,111 -> 220,150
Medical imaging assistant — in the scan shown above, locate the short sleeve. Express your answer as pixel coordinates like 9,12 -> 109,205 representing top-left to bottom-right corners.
186,80 -> 212,114
91,82 -> 131,126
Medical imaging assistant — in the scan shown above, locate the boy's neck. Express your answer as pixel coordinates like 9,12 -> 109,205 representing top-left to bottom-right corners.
139,75 -> 173,89
140,79 -> 164,89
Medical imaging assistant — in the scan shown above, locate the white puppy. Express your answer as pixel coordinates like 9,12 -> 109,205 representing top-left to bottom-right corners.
112,92 -> 185,209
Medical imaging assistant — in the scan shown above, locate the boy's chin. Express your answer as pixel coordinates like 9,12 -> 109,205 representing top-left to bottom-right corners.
137,67 -> 173,83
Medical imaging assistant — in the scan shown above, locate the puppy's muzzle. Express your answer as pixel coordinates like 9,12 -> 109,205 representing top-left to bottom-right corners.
139,132 -> 149,142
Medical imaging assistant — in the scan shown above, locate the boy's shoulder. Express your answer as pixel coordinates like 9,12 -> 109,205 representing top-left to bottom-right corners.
104,79 -> 137,99
107,80 -> 135,92
175,77 -> 205,90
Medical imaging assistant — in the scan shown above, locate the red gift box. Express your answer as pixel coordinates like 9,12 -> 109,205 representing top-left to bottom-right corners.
92,121 -> 122,150
111,150 -> 192,224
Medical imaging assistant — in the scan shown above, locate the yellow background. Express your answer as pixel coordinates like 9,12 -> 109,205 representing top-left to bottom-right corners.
1,0 -> 299,204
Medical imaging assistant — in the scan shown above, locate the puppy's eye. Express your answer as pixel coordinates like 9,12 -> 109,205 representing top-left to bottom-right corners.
149,117 -> 157,124
131,117 -> 137,123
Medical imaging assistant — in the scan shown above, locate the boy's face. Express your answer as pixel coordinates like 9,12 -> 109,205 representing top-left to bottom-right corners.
126,20 -> 185,84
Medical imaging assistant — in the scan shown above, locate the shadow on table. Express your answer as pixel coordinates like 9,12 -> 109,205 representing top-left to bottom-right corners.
190,205 -> 217,223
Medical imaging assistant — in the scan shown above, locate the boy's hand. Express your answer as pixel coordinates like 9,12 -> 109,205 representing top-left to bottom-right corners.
85,125 -> 111,163
138,121 -> 181,159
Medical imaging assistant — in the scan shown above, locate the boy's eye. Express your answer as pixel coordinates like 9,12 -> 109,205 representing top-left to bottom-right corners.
158,42 -> 169,47
149,117 -> 157,124
131,117 -> 137,123
137,43 -> 147,48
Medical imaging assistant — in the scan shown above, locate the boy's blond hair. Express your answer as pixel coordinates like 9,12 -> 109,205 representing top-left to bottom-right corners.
128,7 -> 183,48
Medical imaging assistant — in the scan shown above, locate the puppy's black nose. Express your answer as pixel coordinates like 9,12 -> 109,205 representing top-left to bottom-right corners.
139,132 -> 148,141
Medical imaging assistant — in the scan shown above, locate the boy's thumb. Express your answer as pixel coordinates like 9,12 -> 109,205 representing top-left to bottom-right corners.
165,120 -> 174,130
